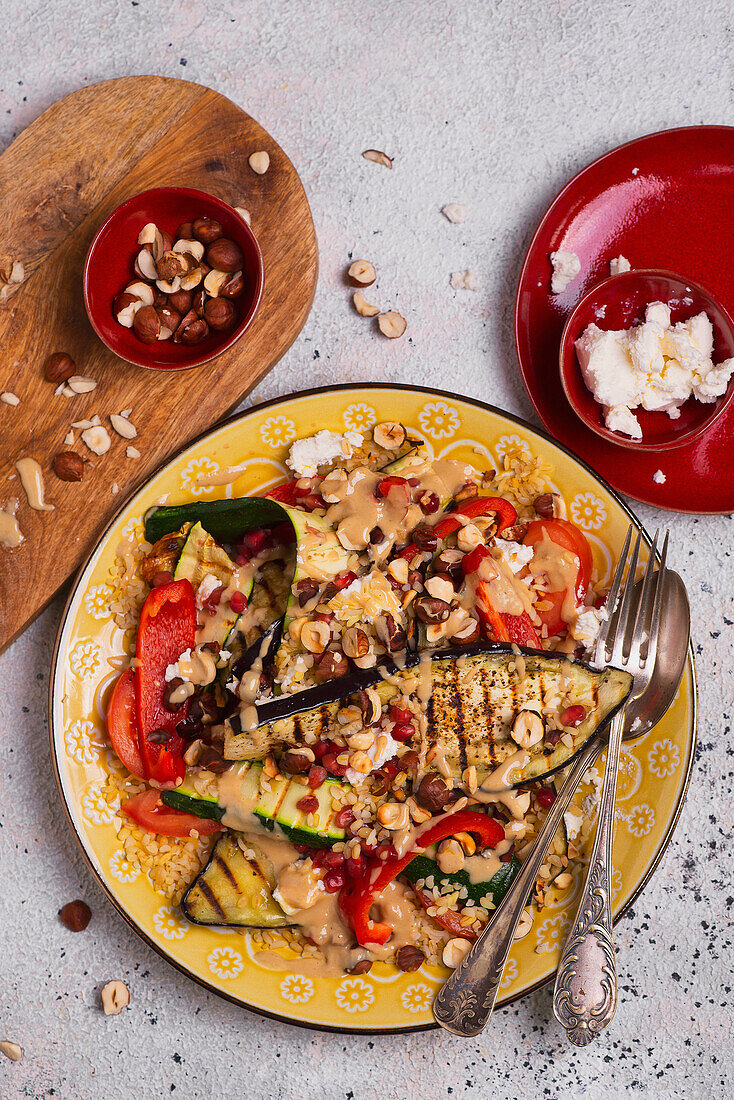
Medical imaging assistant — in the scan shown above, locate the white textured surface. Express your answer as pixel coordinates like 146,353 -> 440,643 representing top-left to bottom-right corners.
1,2 -> 733,1097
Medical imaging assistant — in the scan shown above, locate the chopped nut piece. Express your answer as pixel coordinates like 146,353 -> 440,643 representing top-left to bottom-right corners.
511,709 -> 545,750
1,391 -> 19,406
437,837 -> 465,874
373,421 -> 406,450
172,238 -> 205,263
450,269 -> 478,291
204,269 -> 229,297
101,979 -> 130,1016
442,937 -> 473,969
534,492 -> 566,519
554,872 -> 573,889
362,148 -> 393,169
134,248 -> 158,280
347,260 -> 376,287
249,150 -> 270,174
0,1040 -> 23,1062
352,290 -> 379,317
67,376 -> 97,394
300,620 -> 331,654
125,281 -> 155,307
377,311 -> 406,339
442,203 -> 466,224
81,425 -> 111,456
63,430 -> 74,446
110,413 -> 137,439
126,446 -> 141,460
235,207 -> 251,226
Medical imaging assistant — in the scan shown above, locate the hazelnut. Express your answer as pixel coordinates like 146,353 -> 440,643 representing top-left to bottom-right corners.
59,898 -> 92,930
172,238 -> 205,263
395,945 -> 424,972
0,1041 -> 23,1063
220,270 -> 245,298
43,352 -> 76,383
347,260 -> 376,287
180,265 -> 203,291
134,247 -> 158,281
203,268 -> 229,297
156,304 -> 181,333
52,451 -> 84,482
248,150 -> 270,174
176,221 -> 194,240
314,650 -> 349,681
81,425 -> 111,456
204,297 -> 237,331
373,421 -> 406,450
534,492 -> 565,519
168,288 -> 193,314
342,625 -> 369,659
137,222 -> 163,252
414,596 -> 450,624
114,293 -> 143,327
156,250 -> 188,282
378,311 -> 407,338
442,937 -> 473,969
125,281 -> 155,306
353,290 -> 379,316
133,304 -> 162,343
101,979 -> 130,1016
205,238 -> 244,273
362,149 -> 393,168
416,772 -> 452,811
192,216 -> 223,244
156,275 -> 181,294
300,620 -> 331,654
178,315 -> 210,346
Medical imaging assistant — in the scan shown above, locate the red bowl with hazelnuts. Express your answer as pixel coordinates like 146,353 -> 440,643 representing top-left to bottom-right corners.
83,187 -> 264,370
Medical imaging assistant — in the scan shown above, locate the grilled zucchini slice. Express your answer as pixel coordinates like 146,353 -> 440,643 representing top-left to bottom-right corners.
181,834 -> 288,927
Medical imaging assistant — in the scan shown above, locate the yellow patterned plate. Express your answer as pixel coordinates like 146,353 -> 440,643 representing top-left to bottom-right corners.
49,384 -> 696,1033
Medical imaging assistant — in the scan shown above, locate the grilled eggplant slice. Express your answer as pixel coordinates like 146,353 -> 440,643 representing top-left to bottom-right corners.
181,834 -> 288,928
224,644 -> 632,786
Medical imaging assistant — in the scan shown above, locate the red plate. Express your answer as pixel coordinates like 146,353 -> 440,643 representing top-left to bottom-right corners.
515,125 -> 734,512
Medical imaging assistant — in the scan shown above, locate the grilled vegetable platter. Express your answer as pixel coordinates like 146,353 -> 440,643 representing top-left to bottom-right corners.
105,419 -> 633,977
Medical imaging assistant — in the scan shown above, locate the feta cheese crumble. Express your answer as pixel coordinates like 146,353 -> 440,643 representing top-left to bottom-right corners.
550,250 -> 581,294
568,605 -> 607,651
495,540 -> 534,574
165,649 -> 192,681
346,733 -> 399,786
196,573 -> 221,609
286,430 -> 357,478
609,254 -> 631,276
653,469 -> 666,485
450,269 -> 478,291
575,301 -> 734,439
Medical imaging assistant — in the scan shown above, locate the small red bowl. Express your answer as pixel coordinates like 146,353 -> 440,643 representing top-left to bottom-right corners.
559,269 -> 734,451
84,187 -> 264,370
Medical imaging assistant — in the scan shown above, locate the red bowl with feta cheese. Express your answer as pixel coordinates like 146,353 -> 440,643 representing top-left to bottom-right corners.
559,269 -> 734,451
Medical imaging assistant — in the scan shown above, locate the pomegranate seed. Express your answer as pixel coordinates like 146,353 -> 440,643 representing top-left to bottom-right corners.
202,584 -> 224,611
296,795 -> 319,814
235,552 -> 250,566
323,752 -> 348,777
376,841 -> 398,861
323,868 -> 346,892
391,722 -> 414,742
334,807 -> 355,829
228,590 -> 247,613
500,848 -> 515,863
390,704 -> 412,724
419,491 -> 440,514
151,570 -> 174,587
307,765 -> 327,788
293,843 -> 311,853
536,786 -> 555,809
313,848 -> 343,869
561,705 -> 587,727
312,741 -> 329,760
407,477 -> 421,487
345,856 -> 367,879
360,841 -> 378,857
239,528 -> 272,557
333,571 -> 357,591
383,758 -> 400,778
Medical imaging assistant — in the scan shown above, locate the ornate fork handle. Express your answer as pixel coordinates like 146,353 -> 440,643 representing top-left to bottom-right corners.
433,735 -> 604,1036
553,710 -> 624,1045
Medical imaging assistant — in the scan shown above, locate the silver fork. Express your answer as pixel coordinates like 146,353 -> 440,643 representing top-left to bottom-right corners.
433,524 -> 667,1037
552,526 -> 668,1045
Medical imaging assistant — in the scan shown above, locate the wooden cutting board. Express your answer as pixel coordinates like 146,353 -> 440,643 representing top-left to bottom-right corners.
0,76 -> 318,655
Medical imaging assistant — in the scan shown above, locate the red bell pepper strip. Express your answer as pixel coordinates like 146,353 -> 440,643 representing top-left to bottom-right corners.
523,518 -> 593,634
463,544 -> 541,648
106,669 -> 146,778
263,480 -> 300,506
122,788 -> 222,837
339,810 -> 504,946
413,886 -> 480,940
136,579 -> 197,784
500,610 -> 541,648
397,496 -> 517,560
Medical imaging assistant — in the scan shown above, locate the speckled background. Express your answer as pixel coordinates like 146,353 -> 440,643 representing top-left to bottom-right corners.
1,2 -> 732,1097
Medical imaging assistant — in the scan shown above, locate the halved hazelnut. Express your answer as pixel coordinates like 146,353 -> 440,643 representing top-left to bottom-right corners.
180,266 -> 203,291
204,269 -> 229,297
248,150 -> 270,174
156,251 -> 188,282
155,304 -> 181,333
192,217 -> 223,244
101,979 -> 130,1016
347,260 -> 376,287
300,620 -> 331,654
133,304 -> 161,343
174,310 -> 209,345
125,281 -> 155,306
156,275 -> 182,294
173,238 -> 205,263
204,297 -> 237,331
205,238 -> 244,273
137,222 -> 162,250
220,270 -> 245,298
378,311 -> 407,338
134,247 -> 158,281
511,709 -> 545,750
353,290 -> 379,316
342,626 -> 370,659
116,293 -> 141,327
362,148 -> 393,168
373,421 -> 405,450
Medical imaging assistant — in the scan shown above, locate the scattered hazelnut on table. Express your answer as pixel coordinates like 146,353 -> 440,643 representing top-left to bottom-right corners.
0,1041 -> 23,1062
204,297 -> 237,331
362,148 -> 393,168
248,150 -> 270,174
43,352 -> 76,383
52,451 -> 85,482
347,260 -> 376,287
59,899 -> 92,930
353,290 -> 379,317
100,980 -> 130,1016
